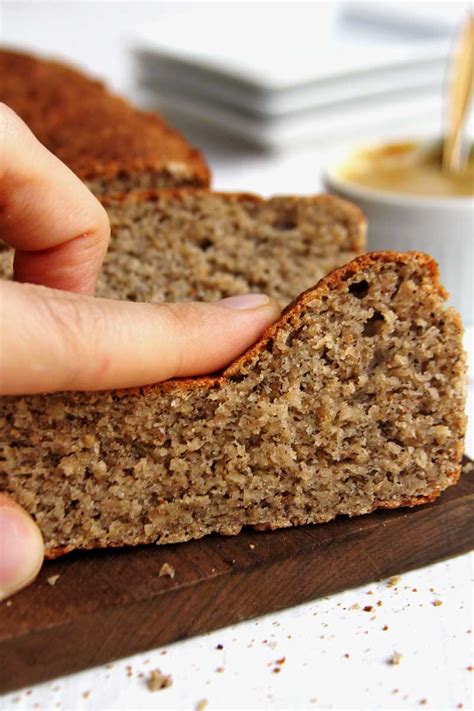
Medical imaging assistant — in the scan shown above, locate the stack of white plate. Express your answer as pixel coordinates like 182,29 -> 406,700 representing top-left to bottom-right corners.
132,2 -> 459,150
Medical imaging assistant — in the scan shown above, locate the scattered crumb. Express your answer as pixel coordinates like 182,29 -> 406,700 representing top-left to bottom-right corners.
159,651 -> 167,656
6,600 -> 12,607
105,663 -> 114,669
272,667 -> 281,673
82,691 -> 90,700
366,590 -> 374,595
147,669 -> 172,691
467,665 -> 473,671
462,461 -> 473,474
387,576 -> 401,588
351,603 -> 360,610
432,599 -> 443,607
377,600 -> 383,607
126,665 -> 133,678
344,653 -> 350,658
383,625 -> 389,631
215,666 -> 225,673
363,605 -> 373,612
393,689 -> 399,695
412,588 -> 418,592
419,699 -> 427,706
388,651 -> 403,666
47,575 -> 60,587
275,657 -> 286,665
195,701 -> 208,711
249,544 -> 255,549
159,563 -> 175,579
216,644 -> 224,650
457,703 -> 464,708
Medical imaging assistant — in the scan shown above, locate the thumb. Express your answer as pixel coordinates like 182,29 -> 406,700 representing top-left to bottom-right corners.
1,281 -> 281,394
0,494 -> 44,600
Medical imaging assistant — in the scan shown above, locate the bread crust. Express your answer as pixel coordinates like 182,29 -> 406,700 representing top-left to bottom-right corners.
0,48 -> 210,188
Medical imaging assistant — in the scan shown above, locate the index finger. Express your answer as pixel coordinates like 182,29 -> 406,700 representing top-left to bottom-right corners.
0,103 -> 110,294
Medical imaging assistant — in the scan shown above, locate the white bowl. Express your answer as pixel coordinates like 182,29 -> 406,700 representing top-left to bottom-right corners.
324,144 -> 474,325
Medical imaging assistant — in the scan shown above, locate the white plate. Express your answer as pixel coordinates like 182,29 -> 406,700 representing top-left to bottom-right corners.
134,49 -> 446,118
139,87 -> 443,150
132,2 -> 450,98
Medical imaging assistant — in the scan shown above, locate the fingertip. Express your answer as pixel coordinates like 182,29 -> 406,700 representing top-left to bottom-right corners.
0,495 -> 44,600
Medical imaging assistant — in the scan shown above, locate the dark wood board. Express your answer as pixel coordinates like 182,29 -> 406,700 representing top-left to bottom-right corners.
1,457 -> 473,694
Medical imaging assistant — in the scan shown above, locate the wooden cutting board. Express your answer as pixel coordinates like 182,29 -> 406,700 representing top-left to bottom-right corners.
1,457 -> 473,694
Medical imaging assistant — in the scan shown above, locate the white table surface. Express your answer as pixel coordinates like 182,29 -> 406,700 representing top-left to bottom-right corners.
1,3 -> 473,709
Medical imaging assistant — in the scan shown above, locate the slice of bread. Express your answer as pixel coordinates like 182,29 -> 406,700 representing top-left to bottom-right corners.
98,190 -> 366,306
0,191 -> 366,305
0,252 -> 466,558
0,48 -> 210,193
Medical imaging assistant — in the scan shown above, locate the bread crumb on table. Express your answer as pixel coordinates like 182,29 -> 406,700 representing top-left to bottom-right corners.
195,701 -> 208,711
432,599 -> 443,607
47,575 -> 60,586
146,669 -> 173,691
388,651 -> 403,666
387,576 -> 401,588
159,563 -> 175,579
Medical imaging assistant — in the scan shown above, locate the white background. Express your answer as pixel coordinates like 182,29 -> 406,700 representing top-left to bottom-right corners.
1,2 -> 473,709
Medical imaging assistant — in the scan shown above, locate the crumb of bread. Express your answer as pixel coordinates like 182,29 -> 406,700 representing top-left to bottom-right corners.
195,701 -> 208,711
147,669 -> 172,691
388,651 -> 403,666
387,576 -> 401,588
47,575 -> 60,586
159,563 -> 175,579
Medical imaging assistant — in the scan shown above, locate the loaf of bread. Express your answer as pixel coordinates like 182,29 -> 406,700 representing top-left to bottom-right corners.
98,190 -> 366,306
0,48 -> 210,194
0,252 -> 466,557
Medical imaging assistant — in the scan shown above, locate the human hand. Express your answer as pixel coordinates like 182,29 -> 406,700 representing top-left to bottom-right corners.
0,104 -> 281,598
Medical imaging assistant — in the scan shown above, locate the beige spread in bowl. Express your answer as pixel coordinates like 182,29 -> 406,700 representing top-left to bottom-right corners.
336,141 -> 474,198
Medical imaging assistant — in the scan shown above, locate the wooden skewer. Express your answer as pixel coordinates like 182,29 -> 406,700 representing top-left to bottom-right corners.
443,14 -> 474,173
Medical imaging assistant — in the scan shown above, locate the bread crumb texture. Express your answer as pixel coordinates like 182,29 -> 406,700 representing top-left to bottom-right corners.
0,191 -> 365,305
0,252 -> 466,556
99,191 -> 365,307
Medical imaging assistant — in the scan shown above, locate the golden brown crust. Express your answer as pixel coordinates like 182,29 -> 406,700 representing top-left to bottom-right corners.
0,47 -> 210,187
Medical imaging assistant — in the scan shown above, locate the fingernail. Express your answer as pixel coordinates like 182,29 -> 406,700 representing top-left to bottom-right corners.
217,293 -> 270,310
0,505 -> 44,600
